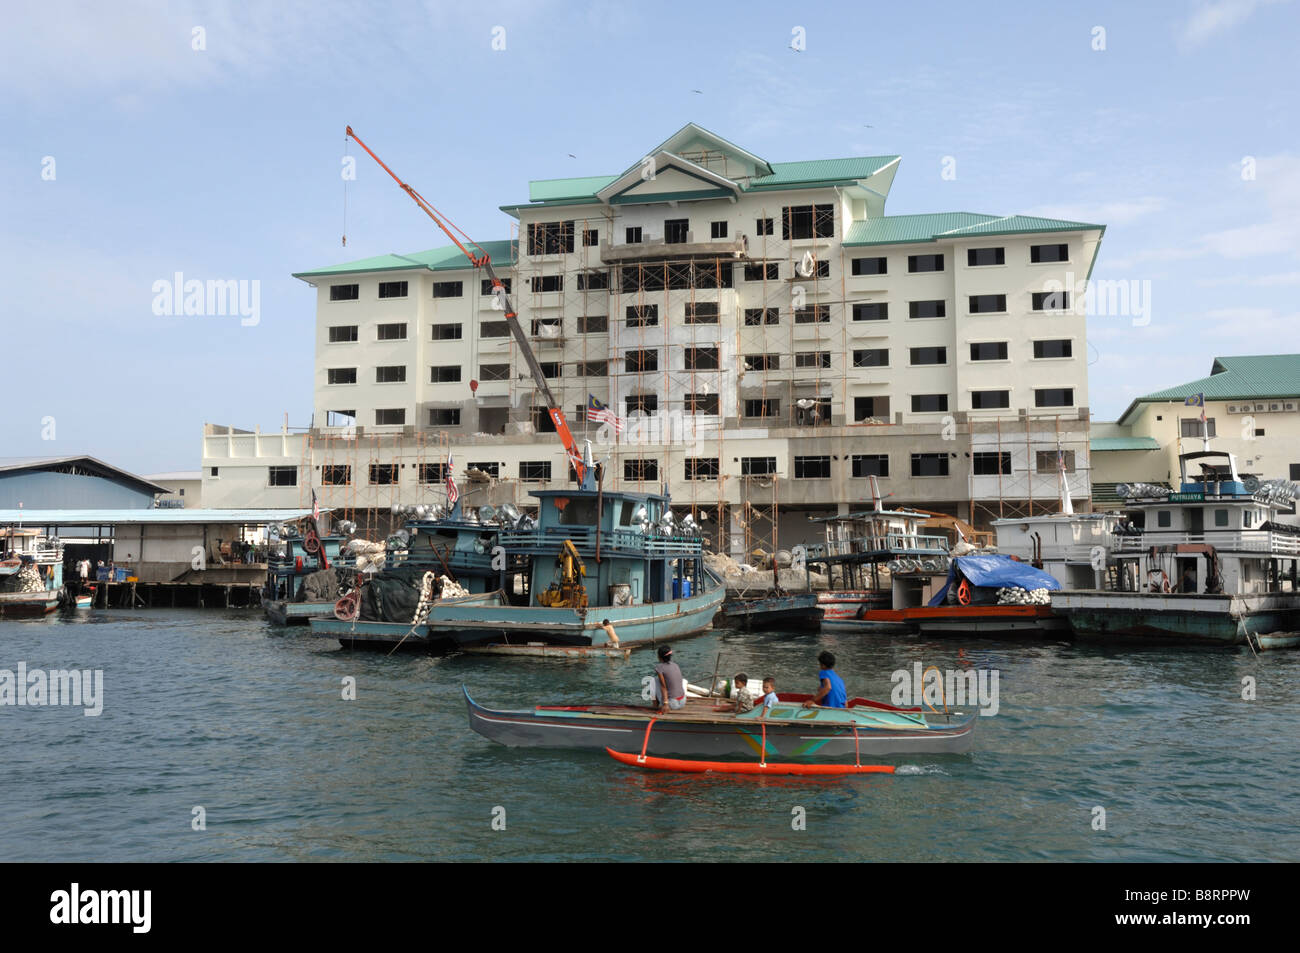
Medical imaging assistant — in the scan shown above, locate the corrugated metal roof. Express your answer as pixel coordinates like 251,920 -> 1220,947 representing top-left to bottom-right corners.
842,212 -> 1103,246
1120,354 -> 1300,423
0,456 -> 170,495
293,241 -> 516,280
528,175 -> 618,202
0,508 -> 325,525
1090,436 -> 1161,451
743,156 -> 899,190
944,214 -> 1104,237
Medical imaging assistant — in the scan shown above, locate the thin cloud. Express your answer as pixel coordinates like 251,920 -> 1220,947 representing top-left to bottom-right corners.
1179,0 -> 1290,49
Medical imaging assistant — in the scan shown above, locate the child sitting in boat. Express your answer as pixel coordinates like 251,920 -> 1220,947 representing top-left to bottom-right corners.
714,673 -> 754,714
758,677 -> 779,713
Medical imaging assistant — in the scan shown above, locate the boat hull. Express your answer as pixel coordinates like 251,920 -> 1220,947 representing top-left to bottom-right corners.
1051,591 -> 1300,646
466,689 -> 977,758
0,592 -> 61,617
264,599 -> 337,626
720,592 -> 822,631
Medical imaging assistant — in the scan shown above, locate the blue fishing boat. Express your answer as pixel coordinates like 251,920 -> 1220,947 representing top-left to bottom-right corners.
0,530 -> 65,618
263,521 -> 354,625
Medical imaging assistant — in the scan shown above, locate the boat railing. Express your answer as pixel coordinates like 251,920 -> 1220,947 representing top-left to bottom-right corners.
811,532 -> 949,559
1113,529 -> 1300,556
499,527 -> 702,557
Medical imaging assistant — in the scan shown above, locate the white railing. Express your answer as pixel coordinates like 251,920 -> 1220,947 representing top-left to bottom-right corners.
1113,530 -> 1300,557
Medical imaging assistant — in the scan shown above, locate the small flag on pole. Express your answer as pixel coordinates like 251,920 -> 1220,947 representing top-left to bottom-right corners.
445,454 -> 459,506
311,488 -> 320,524
587,394 -> 624,434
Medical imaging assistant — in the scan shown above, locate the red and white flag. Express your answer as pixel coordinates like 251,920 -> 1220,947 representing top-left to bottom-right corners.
446,454 -> 459,506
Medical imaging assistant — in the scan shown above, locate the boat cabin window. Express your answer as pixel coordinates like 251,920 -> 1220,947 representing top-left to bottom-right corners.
1214,509 -> 1229,527
619,500 -> 652,526
1244,510 -> 1253,528
557,499 -> 599,526
1156,511 -> 1171,528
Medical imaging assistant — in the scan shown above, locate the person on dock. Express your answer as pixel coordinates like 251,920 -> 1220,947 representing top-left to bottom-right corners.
714,673 -> 754,714
803,652 -> 847,709
652,645 -> 686,713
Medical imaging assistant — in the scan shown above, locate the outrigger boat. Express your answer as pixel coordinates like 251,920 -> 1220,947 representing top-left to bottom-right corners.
465,687 -> 976,758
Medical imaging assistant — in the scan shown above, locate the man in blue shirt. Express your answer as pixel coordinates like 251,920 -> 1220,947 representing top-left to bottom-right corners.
803,651 -> 847,708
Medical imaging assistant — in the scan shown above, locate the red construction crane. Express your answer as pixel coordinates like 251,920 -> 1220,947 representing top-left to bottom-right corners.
344,125 -> 590,488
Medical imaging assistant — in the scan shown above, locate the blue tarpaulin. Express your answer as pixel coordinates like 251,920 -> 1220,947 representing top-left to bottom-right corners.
928,554 -> 1061,606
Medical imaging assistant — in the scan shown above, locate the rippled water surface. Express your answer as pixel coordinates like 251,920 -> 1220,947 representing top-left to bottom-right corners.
3,608 -> 1297,861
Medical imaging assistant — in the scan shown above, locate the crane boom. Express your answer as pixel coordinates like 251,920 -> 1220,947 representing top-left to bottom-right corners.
344,126 -> 588,487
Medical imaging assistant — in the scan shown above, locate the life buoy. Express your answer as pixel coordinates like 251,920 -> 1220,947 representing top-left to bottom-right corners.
334,591 -> 360,621
957,579 -> 971,606
303,529 -> 322,555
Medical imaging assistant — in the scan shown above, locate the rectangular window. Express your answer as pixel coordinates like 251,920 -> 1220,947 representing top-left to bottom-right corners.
369,463 -> 398,485
970,341 -> 1008,361
428,408 -> 460,427
327,368 -> 357,385
851,257 -> 887,276
378,281 -> 408,299
625,226 -> 642,244
912,394 -> 948,412
795,351 -> 831,369
530,275 -> 563,293
1291,464 -> 1300,481
1157,510 -> 1172,528
782,204 -> 834,240
794,455 -> 831,479
1035,388 -> 1074,408
480,321 -> 510,338
326,411 -> 355,427
746,354 -> 780,371
1180,418 -> 1217,438
321,465 -> 351,486
1214,508 -> 1229,527
685,457 -> 719,481
580,360 -> 608,377
624,459 -> 659,482
431,366 -> 462,383
625,349 -> 658,373
909,300 -> 946,319
625,305 -> 658,327
710,221 -> 728,239
744,398 -> 779,418
418,462 -> 448,483
755,217 -> 774,236
579,314 -> 608,333
625,393 -> 658,414
853,396 -> 890,421
531,318 -> 562,337
480,278 -> 512,296
967,247 -> 1006,266
468,461 -> 500,478
539,362 -> 561,379
576,270 -> 609,291
328,325 -> 358,343
329,284 -> 359,301
794,304 -> 830,323
969,294 -> 1007,313
431,323 -> 462,341
684,393 -> 720,415
744,262 -> 779,281
911,453 -> 949,477
519,461 -> 552,482
583,228 -> 598,247
374,409 -> 405,426
743,308 -> 779,326
268,466 -> 297,487
686,346 -> 719,370
1031,243 -> 1069,263
1036,451 -> 1077,473
432,281 -> 463,298
852,302 -> 889,321
1032,290 -> 1071,311
852,454 -> 889,477
376,322 -> 407,341
664,219 -> 689,243
376,365 -> 406,383
1034,339 -> 1072,358
973,452 -> 1012,475
908,253 -> 944,273
909,347 -> 946,366
685,302 -> 719,324
741,457 -> 777,476
971,390 -> 1011,410
479,363 -> 509,382
527,220 -> 575,255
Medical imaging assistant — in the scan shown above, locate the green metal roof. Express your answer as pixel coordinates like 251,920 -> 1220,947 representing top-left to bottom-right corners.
294,240 -> 516,280
1119,354 -> 1300,424
842,212 -> 1103,246
1090,436 -> 1161,451
743,157 -> 899,191
528,175 -> 618,203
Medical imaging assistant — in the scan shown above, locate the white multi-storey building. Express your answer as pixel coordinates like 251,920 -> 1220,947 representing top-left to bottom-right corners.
203,124 -> 1105,547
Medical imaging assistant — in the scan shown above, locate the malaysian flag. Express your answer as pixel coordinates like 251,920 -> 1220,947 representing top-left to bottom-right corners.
445,454 -> 458,506
587,394 -> 624,434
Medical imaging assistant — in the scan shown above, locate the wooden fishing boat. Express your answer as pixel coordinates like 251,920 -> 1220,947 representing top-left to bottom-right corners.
720,591 -> 822,631
0,532 -> 65,618
465,687 -> 977,758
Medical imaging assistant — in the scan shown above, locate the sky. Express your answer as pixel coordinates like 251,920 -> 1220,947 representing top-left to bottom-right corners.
2,0 -> 1297,476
